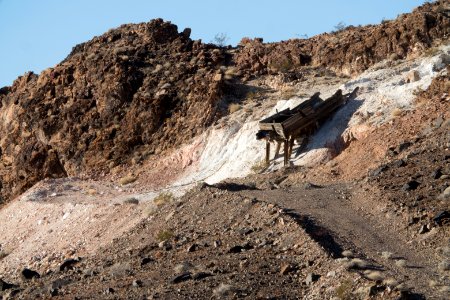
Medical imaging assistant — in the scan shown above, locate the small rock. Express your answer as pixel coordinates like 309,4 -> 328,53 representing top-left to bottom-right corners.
431,169 -> 443,179
187,243 -> 198,253
132,279 -> 143,287
0,278 -> 15,291
140,257 -> 153,266
238,228 -> 254,235
51,278 -> 71,290
49,287 -> 58,297
83,268 -> 95,277
408,216 -> 420,225
213,73 -> 223,82
405,70 -> 420,83
305,273 -> 320,285
158,240 -> 172,251
192,272 -> 213,280
433,211 -> 450,226
370,165 -> 388,177
438,260 -> 450,271
213,240 -> 221,248
433,116 -> 444,128
228,244 -> 253,253
402,180 -> 420,191
280,264 -> 293,275
181,28 -> 191,38
104,287 -> 115,294
438,186 -> 450,200
397,141 -> 412,152
170,272 -> 192,284
418,224 -> 429,234
21,268 -> 40,280
341,250 -> 354,258
326,271 -> 336,277
393,159 -> 406,168
60,258 -> 80,271
213,283 -> 235,297
119,175 -> 137,186
304,182 -> 322,189
124,198 -> 139,205
174,262 -> 193,274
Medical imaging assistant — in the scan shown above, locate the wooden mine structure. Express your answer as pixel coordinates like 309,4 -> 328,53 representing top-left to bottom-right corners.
256,87 -> 359,166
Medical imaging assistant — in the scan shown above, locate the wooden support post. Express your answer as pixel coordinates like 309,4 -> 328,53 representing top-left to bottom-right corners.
265,140 -> 270,164
274,142 -> 281,159
283,139 -> 289,166
288,136 -> 295,159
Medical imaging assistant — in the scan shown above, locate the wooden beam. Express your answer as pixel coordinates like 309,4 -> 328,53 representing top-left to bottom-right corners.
283,139 -> 289,166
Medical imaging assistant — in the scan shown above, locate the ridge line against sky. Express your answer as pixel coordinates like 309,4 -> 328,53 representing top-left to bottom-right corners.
0,0 -> 428,87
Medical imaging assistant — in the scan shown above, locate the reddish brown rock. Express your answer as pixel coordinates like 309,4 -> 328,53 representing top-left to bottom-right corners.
0,19 -> 229,202
234,1 -> 449,77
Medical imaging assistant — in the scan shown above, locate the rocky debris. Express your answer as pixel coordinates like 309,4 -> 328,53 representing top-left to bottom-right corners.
0,278 -> 15,291
170,272 -> 191,284
140,257 -> 153,266
192,272 -> 212,280
234,1 -> 449,77
132,279 -> 142,287
213,283 -> 236,298
433,210 -> 450,226
405,70 -> 421,83
124,197 -> 139,205
280,263 -> 294,275
418,224 -> 430,234
431,168 -> 443,179
21,268 -> 40,280
402,180 -> 420,191
0,18 -> 229,203
365,72 -> 450,243
438,186 -> 450,200
119,175 -> 137,186
59,257 -> 80,271
186,243 -> 198,252
305,273 -> 320,285
228,243 -> 253,253
158,240 -> 172,251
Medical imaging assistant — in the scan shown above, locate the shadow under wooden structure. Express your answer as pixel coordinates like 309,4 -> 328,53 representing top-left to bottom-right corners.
256,87 -> 359,166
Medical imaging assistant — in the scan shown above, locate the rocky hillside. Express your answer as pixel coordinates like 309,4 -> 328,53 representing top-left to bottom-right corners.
234,0 -> 449,77
0,1 -> 448,205
0,19 -> 230,202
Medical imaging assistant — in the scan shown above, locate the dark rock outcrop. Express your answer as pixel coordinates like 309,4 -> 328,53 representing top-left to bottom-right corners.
234,1 -> 449,77
0,19 -> 229,202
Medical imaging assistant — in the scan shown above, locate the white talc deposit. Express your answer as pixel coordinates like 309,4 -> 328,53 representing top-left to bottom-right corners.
171,44 -> 449,187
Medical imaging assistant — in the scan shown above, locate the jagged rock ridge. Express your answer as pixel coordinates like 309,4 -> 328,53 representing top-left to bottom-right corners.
0,19 -> 229,202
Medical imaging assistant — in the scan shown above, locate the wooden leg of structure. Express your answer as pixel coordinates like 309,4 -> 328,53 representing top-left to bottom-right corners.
283,139 -> 289,166
288,137 -> 295,158
274,142 -> 281,159
265,140 -> 270,164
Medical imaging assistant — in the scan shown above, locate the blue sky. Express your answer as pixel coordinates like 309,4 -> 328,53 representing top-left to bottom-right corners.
0,0 -> 427,87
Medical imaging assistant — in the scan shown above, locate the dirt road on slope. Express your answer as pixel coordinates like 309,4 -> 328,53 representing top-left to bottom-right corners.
243,183 -> 447,299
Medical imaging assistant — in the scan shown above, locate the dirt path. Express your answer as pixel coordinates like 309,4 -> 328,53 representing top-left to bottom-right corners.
243,183 -> 442,299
